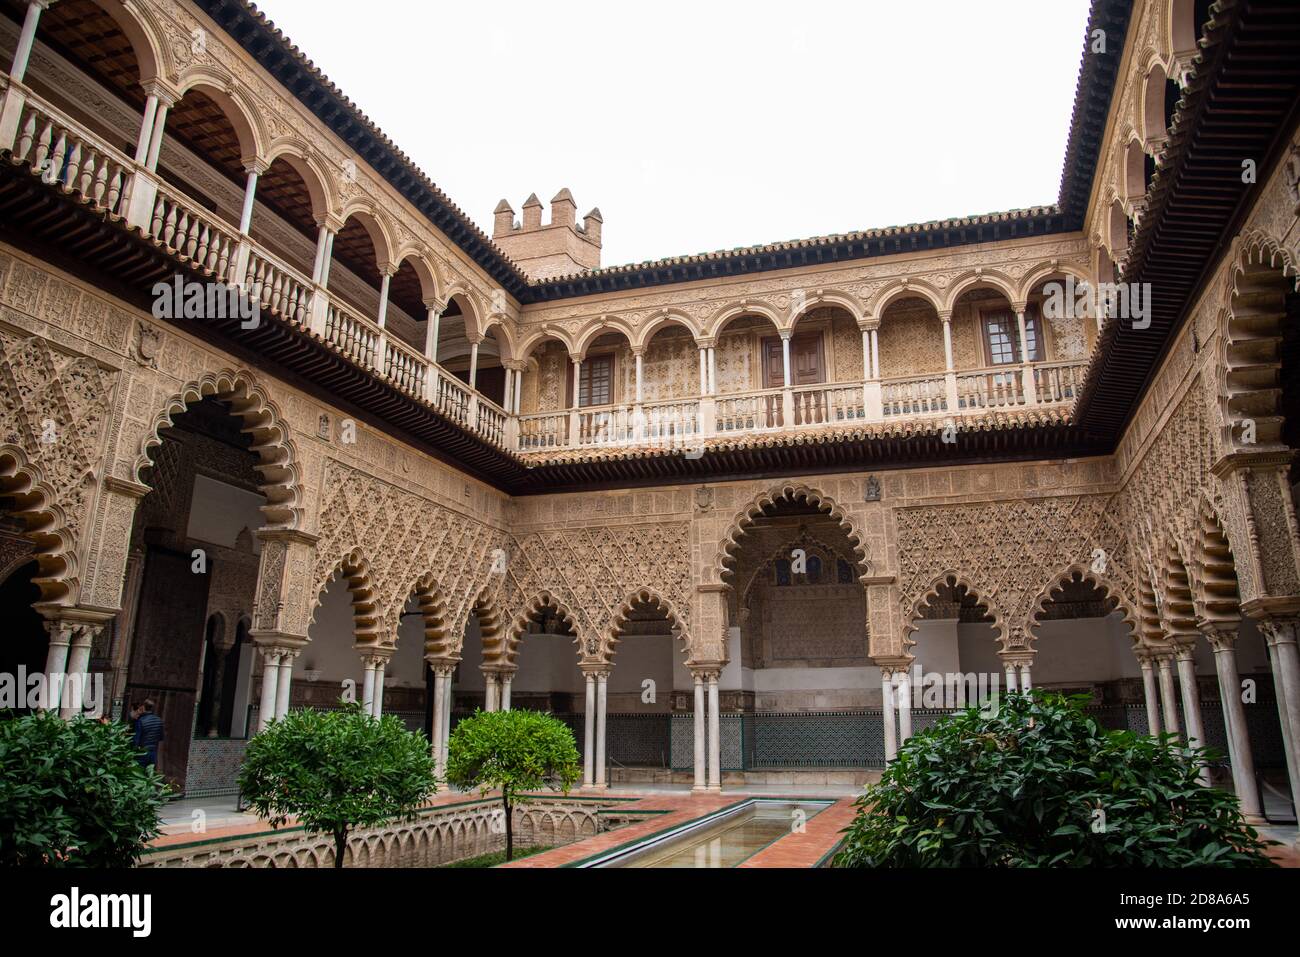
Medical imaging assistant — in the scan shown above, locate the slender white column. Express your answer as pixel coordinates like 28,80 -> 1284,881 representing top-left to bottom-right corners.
781,334 -> 792,388
319,230 -> 336,288
941,315 -> 955,371
311,225 -> 331,285
133,94 -> 160,166
1206,632 -> 1264,822
861,328 -> 872,381
571,358 -> 581,408
1004,662 -> 1017,693
430,667 -> 445,773
634,352 -> 644,404
144,100 -> 170,172
41,621 -> 71,713
895,669 -> 912,745
8,1 -> 49,84
257,650 -> 281,731
1262,620 -> 1300,815
238,168 -> 260,235
870,328 -> 880,379
1016,310 -> 1031,363
502,365 -> 514,415
583,673 -> 596,787
440,669 -> 453,769
484,672 -> 498,712
513,369 -> 523,415
1018,662 -> 1032,692
698,347 -> 708,395
424,306 -> 442,362
595,672 -> 609,788
1138,653 -> 1163,735
707,672 -> 721,791
1175,644 -> 1209,784
375,272 -> 392,328
361,658 -> 377,716
372,658 -> 386,718
59,626 -> 94,719
275,651 -> 296,720
692,673 -> 707,791
500,672 -> 513,711
881,669 -> 897,762
1157,654 -> 1182,737
707,347 -> 717,395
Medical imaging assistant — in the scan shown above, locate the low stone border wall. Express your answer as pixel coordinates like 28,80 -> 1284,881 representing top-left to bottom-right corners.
141,797 -> 614,868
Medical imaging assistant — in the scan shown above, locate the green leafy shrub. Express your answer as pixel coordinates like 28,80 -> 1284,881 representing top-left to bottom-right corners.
0,711 -> 167,867
835,691 -> 1275,868
238,703 -> 436,868
445,709 -> 581,861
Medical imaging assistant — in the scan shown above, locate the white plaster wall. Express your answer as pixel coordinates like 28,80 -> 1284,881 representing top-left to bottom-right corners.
186,474 -> 264,552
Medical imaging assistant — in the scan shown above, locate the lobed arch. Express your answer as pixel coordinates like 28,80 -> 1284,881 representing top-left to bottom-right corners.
714,482 -> 869,586
1141,61 -> 1172,146
464,587 -> 505,663
311,548 -> 380,643
496,590 -> 582,667
703,300 -> 784,340
903,570 -> 1006,650
0,443 -> 78,605
607,587 -> 691,663
135,369 -> 302,529
392,572 -> 451,659
941,270 -> 1018,313
1215,230 -> 1298,453
868,279 -> 944,318
1158,536 -> 1199,642
633,310 -> 699,352
1192,495 -> 1243,630
1026,562 -> 1141,643
172,66 -> 267,164
574,315 -> 638,360
261,140 -> 335,221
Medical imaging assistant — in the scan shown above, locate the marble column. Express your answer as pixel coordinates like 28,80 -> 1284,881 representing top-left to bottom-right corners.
429,663 -> 446,774
257,649 -> 281,732
361,657 -> 377,716
692,672 -> 707,791
1174,643 -> 1209,785
439,666 -> 454,771
58,625 -> 95,720
371,657 -> 387,718
274,650 -> 297,720
238,164 -> 263,236
144,97 -> 171,172
1137,651 -> 1163,736
595,671 -> 609,789
881,668 -> 897,763
1261,618 -> 1300,818
500,671 -> 513,711
583,672 -> 596,788
484,671 -> 499,712
8,1 -> 50,84
1018,662 -> 1032,692
894,669 -> 912,745
1157,653 -> 1182,738
1004,662 -> 1018,693
1203,628 -> 1264,823
707,671 -> 722,791
41,619 -> 72,714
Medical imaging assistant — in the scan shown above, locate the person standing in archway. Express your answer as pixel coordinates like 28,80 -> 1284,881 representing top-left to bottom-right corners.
132,699 -> 165,772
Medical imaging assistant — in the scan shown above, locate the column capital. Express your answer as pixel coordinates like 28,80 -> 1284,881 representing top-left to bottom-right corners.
1011,301 -> 1029,315
1256,615 -> 1300,647
857,318 -> 880,332
242,157 -> 270,176
694,337 -> 716,349
937,310 -> 953,324
140,78 -> 180,108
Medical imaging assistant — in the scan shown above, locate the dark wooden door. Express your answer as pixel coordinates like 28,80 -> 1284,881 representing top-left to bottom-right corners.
763,333 -> 824,388
125,546 -> 212,792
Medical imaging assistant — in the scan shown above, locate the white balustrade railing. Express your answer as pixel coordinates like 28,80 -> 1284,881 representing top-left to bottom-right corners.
434,370 -> 472,427
792,384 -> 867,427
244,247 -> 313,327
641,398 -> 701,445
323,300 -> 380,370
518,412 -> 569,450
716,388 -> 784,433
476,397 -> 507,447
956,368 -> 1025,410
150,180 -> 242,281
13,93 -> 130,217
383,336 -> 428,400
882,374 -> 948,417
1034,361 -> 1086,404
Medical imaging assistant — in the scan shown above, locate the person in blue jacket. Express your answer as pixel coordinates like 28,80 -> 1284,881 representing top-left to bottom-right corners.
132,699 -> 164,770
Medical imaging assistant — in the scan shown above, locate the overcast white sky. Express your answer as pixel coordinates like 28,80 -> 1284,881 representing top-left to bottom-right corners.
256,0 -> 1094,267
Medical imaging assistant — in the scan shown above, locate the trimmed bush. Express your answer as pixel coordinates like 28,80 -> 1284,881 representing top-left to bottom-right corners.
835,691 -> 1275,868
445,709 -> 581,861
239,703 -> 436,868
0,711 -> 167,867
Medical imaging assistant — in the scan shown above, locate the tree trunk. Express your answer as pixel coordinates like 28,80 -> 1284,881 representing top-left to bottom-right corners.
503,792 -> 513,862
334,827 -> 348,868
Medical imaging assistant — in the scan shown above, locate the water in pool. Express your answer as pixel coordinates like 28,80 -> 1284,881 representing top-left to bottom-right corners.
609,801 -> 827,868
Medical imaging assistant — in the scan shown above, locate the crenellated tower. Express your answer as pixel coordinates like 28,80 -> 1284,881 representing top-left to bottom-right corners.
491,189 -> 602,281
